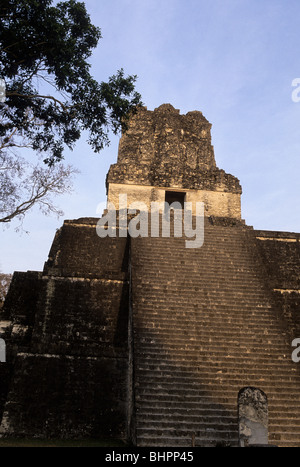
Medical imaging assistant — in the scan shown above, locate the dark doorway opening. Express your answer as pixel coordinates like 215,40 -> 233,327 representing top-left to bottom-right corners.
165,191 -> 186,209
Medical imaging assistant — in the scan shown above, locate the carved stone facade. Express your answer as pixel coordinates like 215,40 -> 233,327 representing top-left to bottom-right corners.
1,105 -> 300,447
107,104 -> 242,218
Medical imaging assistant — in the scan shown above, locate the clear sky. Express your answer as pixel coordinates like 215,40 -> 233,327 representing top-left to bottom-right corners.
1,0 -> 300,274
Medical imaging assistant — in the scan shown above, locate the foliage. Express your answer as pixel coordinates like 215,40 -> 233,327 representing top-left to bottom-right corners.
0,152 -> 77,225
0,0 -> 142,225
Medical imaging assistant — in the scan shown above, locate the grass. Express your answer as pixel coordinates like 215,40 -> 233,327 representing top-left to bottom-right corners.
0,438 -> 128,447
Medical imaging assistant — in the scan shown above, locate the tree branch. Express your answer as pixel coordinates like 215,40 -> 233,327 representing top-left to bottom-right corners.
6,91 -> 69,111
0,162 -> 78,225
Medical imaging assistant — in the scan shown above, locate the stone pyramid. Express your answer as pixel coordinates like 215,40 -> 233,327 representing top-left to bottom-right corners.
1,104 -> 300,447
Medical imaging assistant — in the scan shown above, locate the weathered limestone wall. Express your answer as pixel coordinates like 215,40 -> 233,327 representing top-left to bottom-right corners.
254,229 -> 300,339
0,218 -> 131,440
30,276 -> 129,357
107,183 -> 241,218
0,353 -> 128,439
116,103 -> 216,171
107,162 -> 241,193
1,271 -> 42,328
254,230 -> 300,290
44,218 -> 129,279
106,104 -> 242,220
3,103 -> 300,445
0,271 -> 43,428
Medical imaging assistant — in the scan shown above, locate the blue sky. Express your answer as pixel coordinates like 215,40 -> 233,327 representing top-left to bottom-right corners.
1,0 -> 300,274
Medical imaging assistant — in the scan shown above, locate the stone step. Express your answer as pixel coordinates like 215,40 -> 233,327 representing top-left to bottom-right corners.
134,348 -> 292,360
134,312 -> 278,322
135,392 -> 300,408
132,282 -> 273,293
135,426 -> 239,439
133,332 -> 290,344
135,400 -> 300,415
135,390 -> 300,403
135,250 -> 264,258
134,362 -> 296,375
135,432 -> 299,448
135,413 -> 237,425
134,324 -> 282,334
134,358 -> 294,372
133,309 -> 280,319
134,266 -> 266,276
133,305 -> 278,315
133,291 -> 273,301
134,326 -> 282,336
134,369 -> 300,384
136,418 -> 237,430
134,304 -> 275,312
135,403 -> 300,418
135,417 -> 300,436
133,329 -> 290,343
135,435 -> 238,448
134,377 -> 300,391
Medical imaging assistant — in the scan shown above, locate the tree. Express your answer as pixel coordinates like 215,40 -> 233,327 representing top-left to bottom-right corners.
0,0 -> 142,226
0,152 -> 77,225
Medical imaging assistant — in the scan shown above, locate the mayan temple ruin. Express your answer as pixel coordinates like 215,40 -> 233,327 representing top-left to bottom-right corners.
1,103 -> 300,447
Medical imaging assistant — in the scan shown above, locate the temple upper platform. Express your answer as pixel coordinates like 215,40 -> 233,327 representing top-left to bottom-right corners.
106,104 -> 242,219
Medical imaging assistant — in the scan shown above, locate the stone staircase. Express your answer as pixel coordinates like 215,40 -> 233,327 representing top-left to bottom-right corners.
130,219 -> 300,447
